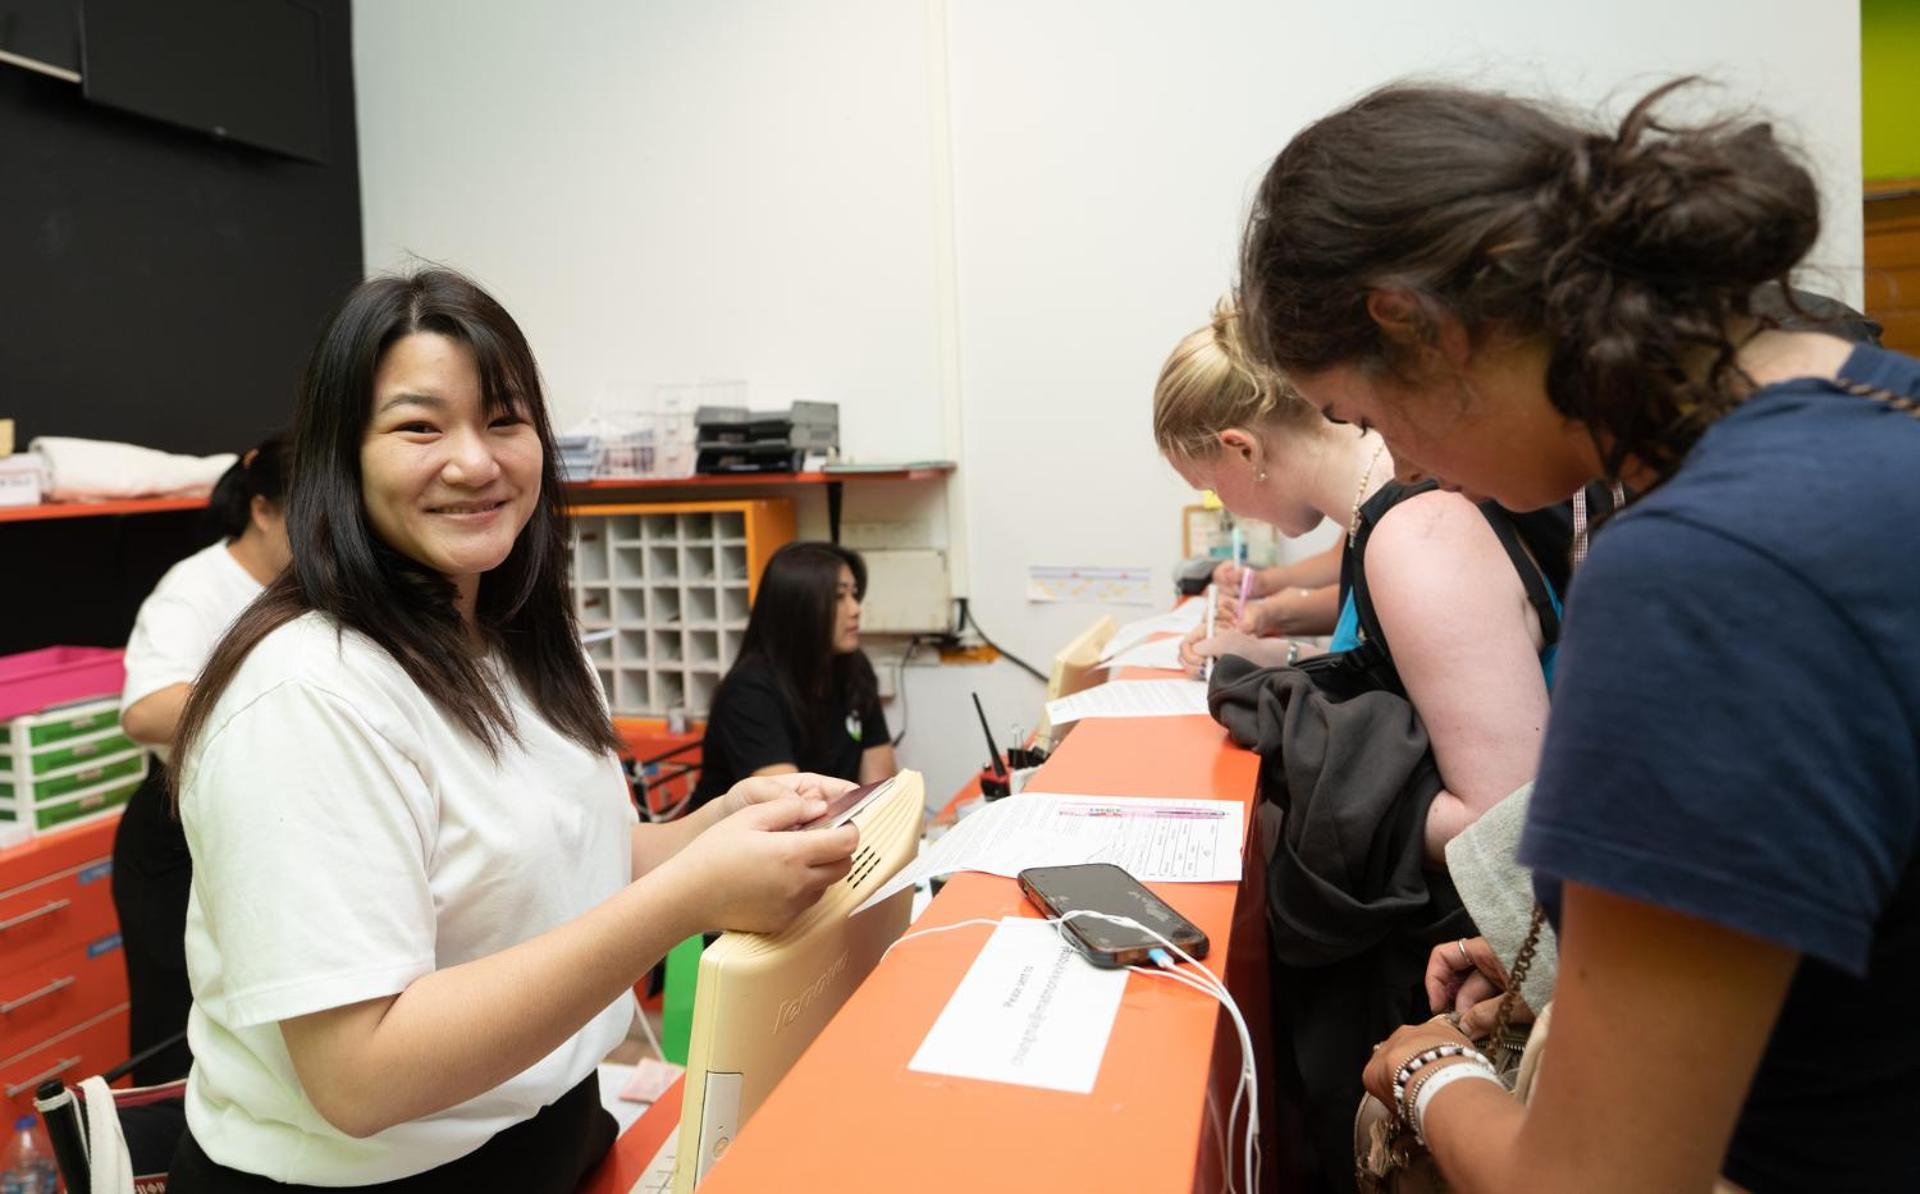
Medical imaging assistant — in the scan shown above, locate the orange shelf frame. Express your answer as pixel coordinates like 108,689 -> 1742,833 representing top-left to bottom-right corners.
0,497 -> 211,523
0,466 -> 953,526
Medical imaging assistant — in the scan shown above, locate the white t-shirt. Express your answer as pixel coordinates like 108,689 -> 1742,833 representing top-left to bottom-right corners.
122,540 -> 265,761
123,541 -> 264,710
179,611 -> 638,1185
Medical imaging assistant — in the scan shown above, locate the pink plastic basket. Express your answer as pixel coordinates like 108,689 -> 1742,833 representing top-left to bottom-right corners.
0,646 -> 126,722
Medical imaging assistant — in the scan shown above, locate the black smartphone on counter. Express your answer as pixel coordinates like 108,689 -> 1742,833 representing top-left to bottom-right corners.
1017,862 -> 1209,969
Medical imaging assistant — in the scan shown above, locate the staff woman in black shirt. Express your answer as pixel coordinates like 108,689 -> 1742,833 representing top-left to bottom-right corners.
691,541 -> 895,809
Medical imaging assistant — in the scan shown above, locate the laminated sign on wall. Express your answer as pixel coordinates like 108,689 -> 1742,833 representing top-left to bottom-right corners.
1026,565 -> 1155,607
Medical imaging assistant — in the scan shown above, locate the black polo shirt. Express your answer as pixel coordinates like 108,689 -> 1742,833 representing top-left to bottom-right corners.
690,653 -> 887,809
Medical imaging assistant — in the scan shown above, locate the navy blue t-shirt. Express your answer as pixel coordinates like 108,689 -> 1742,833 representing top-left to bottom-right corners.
1520,346 -> 1920,1192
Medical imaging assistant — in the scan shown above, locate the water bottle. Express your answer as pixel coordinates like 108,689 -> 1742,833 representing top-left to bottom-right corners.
0,1114 -> 59,1194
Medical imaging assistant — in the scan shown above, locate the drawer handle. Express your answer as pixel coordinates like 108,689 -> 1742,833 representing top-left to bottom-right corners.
0,899 -> 72,932
1,976 -> 75,1014
5,1055 -> 80,1098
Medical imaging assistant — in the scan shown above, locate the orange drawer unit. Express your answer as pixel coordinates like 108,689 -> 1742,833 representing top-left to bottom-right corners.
0,819 -> 120,971
0,816 -> 127,1114
0,1003 -> 130,1125
0,931 -> 130,1060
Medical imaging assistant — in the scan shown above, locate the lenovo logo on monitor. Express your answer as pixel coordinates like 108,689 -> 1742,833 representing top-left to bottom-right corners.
775,948 -> 849,1033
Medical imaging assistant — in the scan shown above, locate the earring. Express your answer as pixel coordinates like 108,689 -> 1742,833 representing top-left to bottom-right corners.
1257,469 -> 1268,483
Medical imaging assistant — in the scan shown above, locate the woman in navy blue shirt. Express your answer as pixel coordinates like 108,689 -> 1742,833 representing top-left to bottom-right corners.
1240,79 -> 1920,1191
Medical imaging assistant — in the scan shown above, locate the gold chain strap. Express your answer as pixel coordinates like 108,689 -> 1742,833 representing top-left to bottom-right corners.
1486,903 -> 1547,1072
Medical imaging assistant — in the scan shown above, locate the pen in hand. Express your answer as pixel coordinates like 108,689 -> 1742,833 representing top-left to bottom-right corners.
1204,584 -> 1218,681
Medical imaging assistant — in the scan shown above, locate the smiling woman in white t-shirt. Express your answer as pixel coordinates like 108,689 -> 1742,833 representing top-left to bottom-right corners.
163,269 -> 859,1192
113,434 -> 290,1085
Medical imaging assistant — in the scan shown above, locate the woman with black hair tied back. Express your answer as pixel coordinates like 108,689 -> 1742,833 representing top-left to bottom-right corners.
165,269 -> 859,1191
1240,79 -> 1920,1191
114,432 -> 291,1084
691,541 -> 895,810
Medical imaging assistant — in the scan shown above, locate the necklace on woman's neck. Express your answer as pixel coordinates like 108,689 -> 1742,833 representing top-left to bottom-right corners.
1571,481 -> 1629,570
1348,441 -> 1386,548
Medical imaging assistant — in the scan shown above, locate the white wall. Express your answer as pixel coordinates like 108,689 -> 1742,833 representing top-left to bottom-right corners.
353,0 -> 948,457
354,0 -> 1862,800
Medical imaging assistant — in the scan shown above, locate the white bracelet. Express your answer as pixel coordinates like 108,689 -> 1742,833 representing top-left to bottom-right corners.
1412,1061 -> 1503,1146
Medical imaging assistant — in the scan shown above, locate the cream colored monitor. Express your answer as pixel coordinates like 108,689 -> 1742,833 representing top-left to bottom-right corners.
672,770 -> 925,1190
1046,615 -> 1115,703
1032,615 -> 1117,744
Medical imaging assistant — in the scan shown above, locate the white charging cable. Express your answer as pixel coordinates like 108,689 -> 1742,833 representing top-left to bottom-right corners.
885,911 -> 1260,1194
1130,950 -> 1259,1194
1120,924 -> 1258,1194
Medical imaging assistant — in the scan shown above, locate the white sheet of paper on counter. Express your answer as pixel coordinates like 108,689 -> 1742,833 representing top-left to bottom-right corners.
852,793 -> 1243,915
1100,600 -> 1205,661
1044,679 -> 1209,726
907,918 -> 1128,1094
1101,635 -> 1185,672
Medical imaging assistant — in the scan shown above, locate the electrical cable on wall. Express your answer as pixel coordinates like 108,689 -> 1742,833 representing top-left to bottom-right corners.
957,597 -> 1047,684
891,636 -> 920,748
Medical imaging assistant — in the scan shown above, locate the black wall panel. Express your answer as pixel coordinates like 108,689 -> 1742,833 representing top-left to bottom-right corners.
0,0 -> 361,653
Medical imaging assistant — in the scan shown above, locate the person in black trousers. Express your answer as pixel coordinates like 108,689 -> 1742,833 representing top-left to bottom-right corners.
113,435 -> 290,1084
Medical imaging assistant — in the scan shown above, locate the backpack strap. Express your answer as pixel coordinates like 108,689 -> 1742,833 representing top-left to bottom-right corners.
1340,480 -> 1440,696
1478,505 -> 1562,646
1345,481 -> 1563,689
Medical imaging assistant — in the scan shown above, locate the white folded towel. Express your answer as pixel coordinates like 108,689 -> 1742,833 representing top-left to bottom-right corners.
79,1074 -> 136,1194
30,436 -> 238,501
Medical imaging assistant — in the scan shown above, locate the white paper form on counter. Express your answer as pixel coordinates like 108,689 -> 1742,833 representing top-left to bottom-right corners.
907,918 -> 1129,1094
852,793 -> 1243,915
1099,599 -> 1206,661
1100,635 -> 1185,672
1044,679 -> 1209,726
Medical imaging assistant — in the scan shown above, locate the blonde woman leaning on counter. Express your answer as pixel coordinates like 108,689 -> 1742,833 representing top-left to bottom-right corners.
1154,301 -> 1554,858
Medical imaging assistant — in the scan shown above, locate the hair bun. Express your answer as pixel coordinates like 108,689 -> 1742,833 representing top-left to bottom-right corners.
1206,295 -> 1275,393
1209,295 -> 1242,342
1553,86 -> 1818,292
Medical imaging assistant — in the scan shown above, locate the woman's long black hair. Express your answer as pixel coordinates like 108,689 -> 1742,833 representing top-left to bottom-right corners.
204,432 -> 290,540
172,268 -> 620,792
731,541 -> 876,753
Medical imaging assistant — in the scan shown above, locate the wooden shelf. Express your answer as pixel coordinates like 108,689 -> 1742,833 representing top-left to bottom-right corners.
1865,176 -> 1920,202
0,466 -> 954,526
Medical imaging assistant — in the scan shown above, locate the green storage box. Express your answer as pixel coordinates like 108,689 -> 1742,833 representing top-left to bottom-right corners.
0,698 -> 146,839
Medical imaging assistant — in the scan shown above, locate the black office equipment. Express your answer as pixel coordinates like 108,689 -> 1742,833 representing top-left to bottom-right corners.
694,401 -> 840,474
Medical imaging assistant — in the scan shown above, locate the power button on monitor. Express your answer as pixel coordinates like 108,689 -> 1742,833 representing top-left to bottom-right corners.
695,1071 -> 742,1182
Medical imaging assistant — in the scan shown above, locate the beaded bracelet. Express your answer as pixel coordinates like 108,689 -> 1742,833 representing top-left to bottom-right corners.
1390,1043 -> 1494,1113
1408,1062 -> 1504,1146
